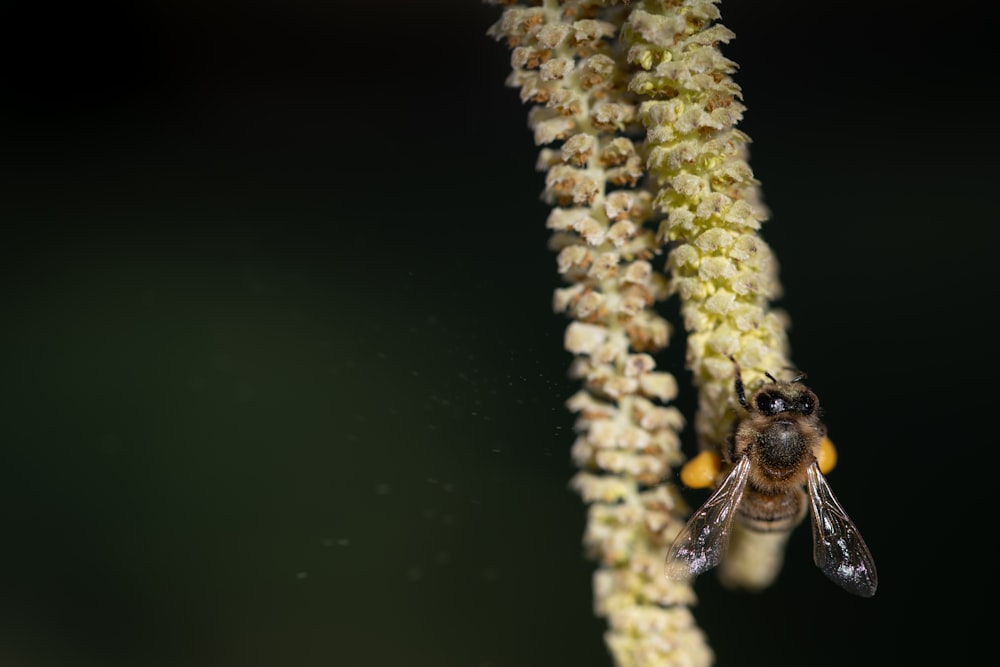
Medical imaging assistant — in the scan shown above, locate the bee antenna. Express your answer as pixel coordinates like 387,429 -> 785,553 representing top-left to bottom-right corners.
764,371 -> 777,384
728,355 -> 749,409
780,365 -> 807,383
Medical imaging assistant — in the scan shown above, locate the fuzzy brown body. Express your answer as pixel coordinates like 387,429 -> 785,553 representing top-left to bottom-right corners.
723,383 -> 824,533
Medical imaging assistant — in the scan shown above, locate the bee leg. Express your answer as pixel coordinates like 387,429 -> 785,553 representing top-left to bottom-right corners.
729,355 -> 749,409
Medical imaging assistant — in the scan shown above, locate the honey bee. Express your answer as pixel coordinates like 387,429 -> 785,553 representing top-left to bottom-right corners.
666,357 -> 878,597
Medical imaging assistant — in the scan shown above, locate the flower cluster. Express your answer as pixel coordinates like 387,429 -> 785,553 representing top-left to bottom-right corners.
488,1 -> 793,663
624,6 -> 790,451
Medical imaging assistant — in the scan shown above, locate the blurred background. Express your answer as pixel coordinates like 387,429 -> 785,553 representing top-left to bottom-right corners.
0,1 -> 991,665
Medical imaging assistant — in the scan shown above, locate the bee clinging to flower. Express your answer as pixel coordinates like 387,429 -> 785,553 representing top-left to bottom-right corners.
666,356 -> 878,597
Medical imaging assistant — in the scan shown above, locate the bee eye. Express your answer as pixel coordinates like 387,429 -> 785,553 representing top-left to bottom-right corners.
799,396 -> 815,414
755,393 -> 782,414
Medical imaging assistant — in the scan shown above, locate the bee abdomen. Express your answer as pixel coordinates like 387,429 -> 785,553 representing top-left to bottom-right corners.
737,487 -> 807,532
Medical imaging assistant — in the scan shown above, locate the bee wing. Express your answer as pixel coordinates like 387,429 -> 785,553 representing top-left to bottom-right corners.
806,462 -> 878,597
666,456 -> 751,580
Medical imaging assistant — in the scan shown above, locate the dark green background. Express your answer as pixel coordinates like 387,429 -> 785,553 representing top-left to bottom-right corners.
0,1 -> 989,666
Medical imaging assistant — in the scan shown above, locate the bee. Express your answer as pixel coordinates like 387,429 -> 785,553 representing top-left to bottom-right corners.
666,356 -> 878,597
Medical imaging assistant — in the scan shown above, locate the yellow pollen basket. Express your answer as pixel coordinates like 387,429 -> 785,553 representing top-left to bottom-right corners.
818,436 -> 837,474
679,450 -> 722,489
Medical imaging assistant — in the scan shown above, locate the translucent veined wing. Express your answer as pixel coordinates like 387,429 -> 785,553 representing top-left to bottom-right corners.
806,462 -> 878,597
666,456 -> 751,580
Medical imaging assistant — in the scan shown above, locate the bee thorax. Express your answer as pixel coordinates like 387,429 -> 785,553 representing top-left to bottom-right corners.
756,422 -> 811,473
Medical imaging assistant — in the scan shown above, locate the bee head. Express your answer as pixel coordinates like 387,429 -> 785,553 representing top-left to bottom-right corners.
730,355 -> 819,417
753,386 -> 817,416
